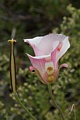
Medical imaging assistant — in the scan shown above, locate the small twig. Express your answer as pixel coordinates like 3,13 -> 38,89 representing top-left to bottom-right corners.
68,104 -> 76,120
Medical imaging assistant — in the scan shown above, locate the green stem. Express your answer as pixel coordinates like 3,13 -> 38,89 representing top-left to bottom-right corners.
48,84 -> 65,120
14,92 -> 37,120
74,107 -> 76,120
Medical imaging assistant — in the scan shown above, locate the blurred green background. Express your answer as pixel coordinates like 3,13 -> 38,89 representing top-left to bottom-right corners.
0,0 -> 80,120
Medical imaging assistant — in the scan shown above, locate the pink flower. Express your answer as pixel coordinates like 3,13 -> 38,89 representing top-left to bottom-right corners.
24,34 -> 70,84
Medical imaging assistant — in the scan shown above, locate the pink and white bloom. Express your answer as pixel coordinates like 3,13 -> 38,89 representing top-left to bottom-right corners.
24,33 -> 70,84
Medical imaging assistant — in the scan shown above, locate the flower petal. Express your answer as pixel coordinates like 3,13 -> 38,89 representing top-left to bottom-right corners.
31,45 -> 45,56
24,37 -> 45,56
51,48 -> 57,67
24,34 -> 69,56
27,54 -> 45,71
24,36 -> 43,46
56,37 -> 70,61
59,63 -> 69,69
38,34 -> 68,55
38,34 -> 59,55
27,53 -> 46,71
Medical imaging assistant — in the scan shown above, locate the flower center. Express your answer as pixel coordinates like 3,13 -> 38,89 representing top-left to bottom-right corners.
45,62 -> 54,82
47,67 -> 53,71
47,66 -> 54,75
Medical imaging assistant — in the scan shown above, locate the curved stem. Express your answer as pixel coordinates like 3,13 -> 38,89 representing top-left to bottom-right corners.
68,104 -> 76,120
14,92 -> 37,120
48,84 -> 65,120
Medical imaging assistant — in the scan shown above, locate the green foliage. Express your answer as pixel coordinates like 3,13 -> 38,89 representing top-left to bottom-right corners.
0,1 -> 80,120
